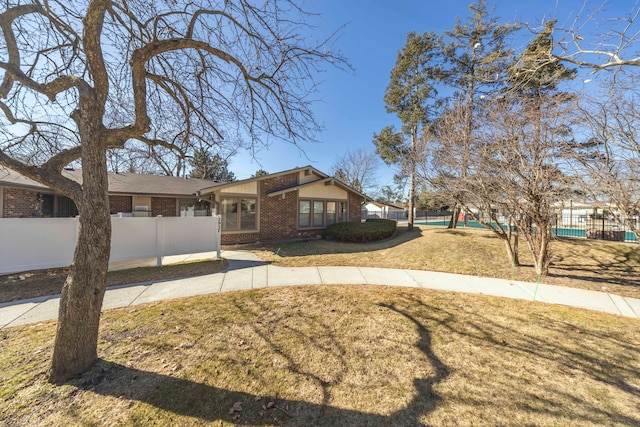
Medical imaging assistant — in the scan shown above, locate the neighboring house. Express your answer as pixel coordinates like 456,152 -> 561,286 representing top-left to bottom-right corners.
0,166 -> 214,219
197,166 -> 366,244
362,201 -> 406,220
0,165 -> 366,244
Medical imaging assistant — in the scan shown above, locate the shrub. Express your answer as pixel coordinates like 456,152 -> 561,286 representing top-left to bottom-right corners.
325,219 -> 397,243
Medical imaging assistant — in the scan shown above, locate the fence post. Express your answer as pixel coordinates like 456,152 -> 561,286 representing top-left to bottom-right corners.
215,214 -> 222,259
156,215 -> 164,267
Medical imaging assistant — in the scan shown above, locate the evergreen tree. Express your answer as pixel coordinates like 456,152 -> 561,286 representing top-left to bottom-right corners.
374,31 -> 442,230
189,148 -> 236,182
435,0 -> 519,228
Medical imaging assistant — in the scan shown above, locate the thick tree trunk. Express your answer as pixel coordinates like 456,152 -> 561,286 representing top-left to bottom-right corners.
513,229 -> 520,266
448,205 -> 460,229
49,136 -> 111,383
407,131 -> 416,231
534,231 -> 551,277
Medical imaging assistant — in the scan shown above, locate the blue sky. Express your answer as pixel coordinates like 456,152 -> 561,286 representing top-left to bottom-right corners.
228,1 -> 631,187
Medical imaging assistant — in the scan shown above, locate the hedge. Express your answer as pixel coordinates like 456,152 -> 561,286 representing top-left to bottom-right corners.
325,219 -> 397,243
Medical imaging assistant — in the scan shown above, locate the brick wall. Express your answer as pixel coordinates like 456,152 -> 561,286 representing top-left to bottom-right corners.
221,232 -> 260,245
348,191 -> 364,222
109,195 -> 132,214
2,188 -> 40,218
151,197 -> 177,217
258,172 -> 299,241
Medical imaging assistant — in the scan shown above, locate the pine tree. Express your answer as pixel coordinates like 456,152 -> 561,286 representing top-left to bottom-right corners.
374,31 -> 441,230
436,0 -> 519,228
189,148 -> 236,182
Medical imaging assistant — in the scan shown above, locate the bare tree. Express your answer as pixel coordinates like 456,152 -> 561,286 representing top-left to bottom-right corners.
552,2 -> 640,70
331,146 -> 380,194
430,20 -> 577,277
430,97 -> 522,265
475,94 -> 575,277
0,0 -> 345,382
574,73 -> 640,239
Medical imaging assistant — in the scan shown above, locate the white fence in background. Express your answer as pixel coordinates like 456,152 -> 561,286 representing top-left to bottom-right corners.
0,215 -> 221,274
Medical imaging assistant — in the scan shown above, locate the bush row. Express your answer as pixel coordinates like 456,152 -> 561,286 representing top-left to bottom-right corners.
324,219 -> 397,243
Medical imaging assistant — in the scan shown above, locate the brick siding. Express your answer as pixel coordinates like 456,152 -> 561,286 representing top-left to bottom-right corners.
258,173 -> 300,241
2,188 -> 40,218
221,172 -> 364,244
109,195 -> 132,214
348,191 -> 363,222
151,197 -> 177,217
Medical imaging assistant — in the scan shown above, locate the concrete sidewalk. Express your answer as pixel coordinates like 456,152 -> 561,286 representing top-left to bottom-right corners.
1,250 -> 639,329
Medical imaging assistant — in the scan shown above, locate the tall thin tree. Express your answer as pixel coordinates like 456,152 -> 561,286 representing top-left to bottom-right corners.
374,31 -> 441,230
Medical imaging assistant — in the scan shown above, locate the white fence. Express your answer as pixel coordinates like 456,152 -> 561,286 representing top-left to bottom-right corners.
0,215 -> 221,274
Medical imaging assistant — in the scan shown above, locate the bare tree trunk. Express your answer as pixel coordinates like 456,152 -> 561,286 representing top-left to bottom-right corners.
49,133 -> 111,383
534,230 -> 551,277
513,228 -> 520,266
407,131 -> 416,231
408,162 -> 415,231
503,239 -> 517,268
448,205 -> 461,229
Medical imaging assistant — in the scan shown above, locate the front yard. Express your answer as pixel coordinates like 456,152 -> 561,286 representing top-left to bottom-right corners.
1,286 -> 639,426
2,225 -> 640,425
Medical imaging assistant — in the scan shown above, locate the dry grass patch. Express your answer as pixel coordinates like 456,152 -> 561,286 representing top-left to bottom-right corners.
0,259 -> 227,303
1,286 -> 639,426
250,225 -> 640,299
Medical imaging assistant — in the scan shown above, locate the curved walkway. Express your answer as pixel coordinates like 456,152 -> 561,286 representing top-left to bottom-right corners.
1,250 -> 639,329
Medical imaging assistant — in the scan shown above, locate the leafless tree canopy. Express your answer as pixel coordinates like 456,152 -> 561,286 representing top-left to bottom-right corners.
574,72 -> 640,236
0,0 -> 345,184
552,2 -> 640,70
0,0 -> 346,383
331,146 -> 380,195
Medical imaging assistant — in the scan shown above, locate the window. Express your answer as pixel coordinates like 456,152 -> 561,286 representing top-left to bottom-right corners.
313,201 -> 324,227
221,196 -> 257,231
240,198 -> 256,229
299,199 -> 348,228
326,201 -> 336,225
299,200 -> 310,227
40,194 -> 78,218
179,199 -> 210,217
57,196 -> 78,217
338,201 -> 348,223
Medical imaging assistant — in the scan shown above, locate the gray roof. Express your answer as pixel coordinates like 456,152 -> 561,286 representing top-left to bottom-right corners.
0,167 -> 49,191
1,164 -> 368,200
0,166 -> 222,197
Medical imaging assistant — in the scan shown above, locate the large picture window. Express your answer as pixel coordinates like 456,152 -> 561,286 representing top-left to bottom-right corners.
221,196 -> 257,231
299,199 -> 348,228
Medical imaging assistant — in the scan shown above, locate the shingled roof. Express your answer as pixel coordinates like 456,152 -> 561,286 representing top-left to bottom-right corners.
0,166 -> 223,197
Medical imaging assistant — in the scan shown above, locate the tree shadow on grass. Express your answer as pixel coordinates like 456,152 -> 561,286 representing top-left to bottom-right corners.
74,300 -> 449,426
63,286 -> 640,425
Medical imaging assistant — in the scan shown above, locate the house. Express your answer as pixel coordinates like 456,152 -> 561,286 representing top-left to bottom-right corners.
0,166 -> 214,219
0,165 -> 366,244
362,200 -> 406,220
196,166 -> 366,244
